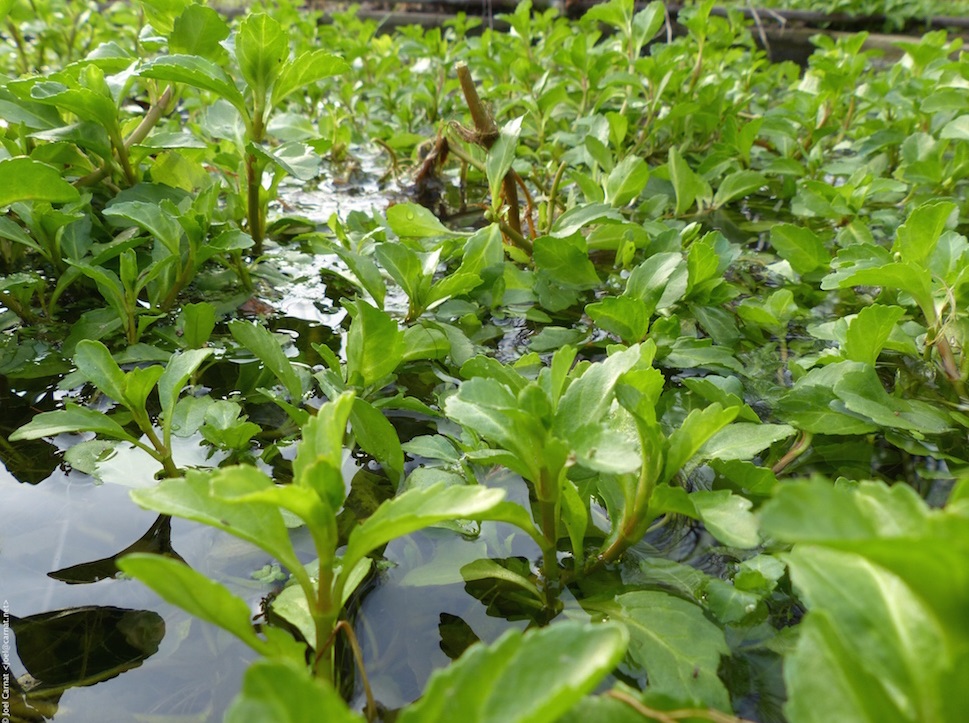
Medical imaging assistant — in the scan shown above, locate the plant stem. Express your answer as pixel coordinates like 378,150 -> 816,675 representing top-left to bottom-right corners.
246,152 -> 264,256
455,62 -> 524,242
771,431 -> 813,476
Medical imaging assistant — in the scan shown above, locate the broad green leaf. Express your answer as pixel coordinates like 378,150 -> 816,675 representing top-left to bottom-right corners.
30,82 -> 117,129
118,554 -> 269,654
229,320 -> 303,402
385,203 -> 454,238
350,398 -> 404,481
662,403 -> 738,484
833,366 -> 950,434
776,363 -> 880,435
699,423 -> 796,462
690,490 -> 760,548
342,483 -> 506,573
293,392 -> 354,509
130,469 -> 303,577
9,403 -> 138,443
843,304 -> 905,366
224,658 -> 360,723
460,558 -> 543,601
587,591 -> 730,708
0,158 -> 80,206
940,114 -> 969,140
586,296 -> 649,343
345,300 -> 404,388
74,339 -> 127,404
157,348 -> 213,423
554,344 -> 643,439
177,302 -> 216,349
103,201 -> 183,255
712,170 -> 767,208
533,235 -> 600,289
893,200 -> 956,267
123,366 -> 165,414
236,13 -> 288,103
397,621 -> 627,723
140,55 -> 246,116
486,116 -> 523,204
668,147 -> 710,215
783,546 -> 965,723
549,203 -> 625,238
374,242 -> 424,302
822,262 -> 934,324
769,223 -> 828,275
604,155 -> 649,207
170,4 -> 229,58
761,479 -> 969,633
140,0 -> 191,35
272,50 -> 349,106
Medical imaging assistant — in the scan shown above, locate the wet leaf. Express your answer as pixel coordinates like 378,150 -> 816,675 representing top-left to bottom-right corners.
398,621 -> 628,723
224,658 -> 360,723
587,591 -> 730,708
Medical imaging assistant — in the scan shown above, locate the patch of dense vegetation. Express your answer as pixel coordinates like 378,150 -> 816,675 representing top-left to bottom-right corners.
1,0 -> 968,721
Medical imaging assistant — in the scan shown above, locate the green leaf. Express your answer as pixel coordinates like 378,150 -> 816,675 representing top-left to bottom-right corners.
30,82 -> 117,128
843,304 -> 905,366
587,591 -> 730,708
769,223 -> 828,275
460,558 -> 543,601
123,366 -> 165,415
345,300 -> 404,388
604,155 -> 649,207
690,490 -> 760,548
586,296 -> 649,343
833,366 -> 950,434
293,392 -> 354,510
118,554 -> 270,654
224,658 -> 360,723
103,200 -> 184,255
9,402 -> 138,443
783,546 -> 965,723
699,423 -> 796,462
170,4 -> 229,58
236,13 -> 288,104
662,403 -> 738,483
74,339 -> 127,404
350,398 -> 404,482
0,158 -> 80,206
342,483 -> 506,573
397,621 -> 627,723
157,348 -> 213,425
549,203 -> 625,238
486,116 -> 523,205
177,302 -> 216,349
130,469 -> 303,578
712,170 -> 767,208
272,50 -> 349,106
668,147 -> 710,215
385,203 -> 455,238
374,242 -> 425,303
893,200 -> 956,267
822,262 -> 935,324
533,235 -> 600,289
140,55 -> 247,116
554,344 -> 644,440
229,320 -> 303,402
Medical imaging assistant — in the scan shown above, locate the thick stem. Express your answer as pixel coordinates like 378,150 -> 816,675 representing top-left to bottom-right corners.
246,152 -> 264,256
455,62 -> 524,242
771,431 -> 813,476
